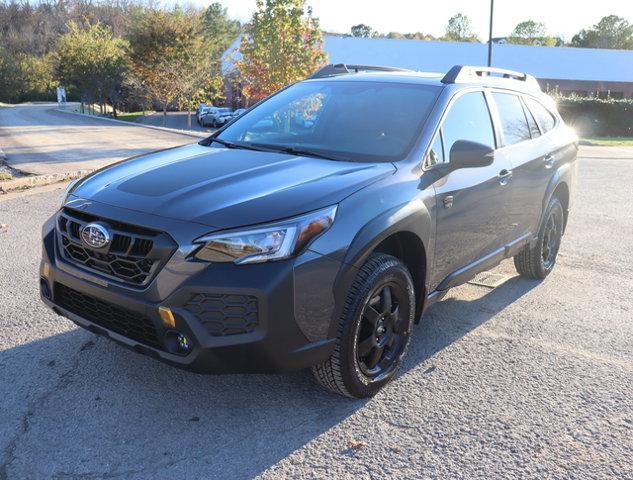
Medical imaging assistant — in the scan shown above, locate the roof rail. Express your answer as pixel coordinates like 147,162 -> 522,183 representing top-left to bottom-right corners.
441,65 -> 540,89
308,63 -> 412,79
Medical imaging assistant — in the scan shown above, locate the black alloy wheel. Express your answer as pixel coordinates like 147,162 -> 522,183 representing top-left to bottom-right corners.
514,196 -> 565,279
312,253 -> 415,398
356,283 -> 408,381
541,208 -> 562,270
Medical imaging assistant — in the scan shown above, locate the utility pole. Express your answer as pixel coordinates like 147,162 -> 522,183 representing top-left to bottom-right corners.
487,0 -> 494,66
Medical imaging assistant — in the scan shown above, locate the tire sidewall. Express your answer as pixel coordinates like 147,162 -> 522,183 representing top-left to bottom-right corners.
339,259 -> 415,397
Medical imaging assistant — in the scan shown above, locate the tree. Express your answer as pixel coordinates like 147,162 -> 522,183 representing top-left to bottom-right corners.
444,13 -> 478,42
54,22 -> 129,114
238,0 -> 327,102
507,20 -> 557,46
18,53 -> 56,101
201,2 -> 241,64
572,15 -> 633,50
128,8 -> 219,126
351,24 -> 375,38
0,47 -> 21,102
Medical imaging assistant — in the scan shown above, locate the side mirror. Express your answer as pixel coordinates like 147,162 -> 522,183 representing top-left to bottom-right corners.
449,140 -> 494,169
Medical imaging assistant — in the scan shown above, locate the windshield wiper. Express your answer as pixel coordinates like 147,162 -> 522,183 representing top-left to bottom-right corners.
253,144 -> 347,161
208,137 -> 270,153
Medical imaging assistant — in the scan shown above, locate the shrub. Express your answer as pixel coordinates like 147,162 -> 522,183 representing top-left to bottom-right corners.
555,95 -> 633,137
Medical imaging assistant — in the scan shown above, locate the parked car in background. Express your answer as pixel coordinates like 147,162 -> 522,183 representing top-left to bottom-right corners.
201,107 -> 234,128
41,64 -> 577,398
197,106 -> 218,125
232,108 -> 246,119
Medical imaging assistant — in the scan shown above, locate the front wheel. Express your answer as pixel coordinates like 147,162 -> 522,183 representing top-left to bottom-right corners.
514,196 -> 564,279
312,254 -> 415,398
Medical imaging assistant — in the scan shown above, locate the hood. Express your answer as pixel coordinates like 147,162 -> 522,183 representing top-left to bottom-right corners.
70,143 -> 395,229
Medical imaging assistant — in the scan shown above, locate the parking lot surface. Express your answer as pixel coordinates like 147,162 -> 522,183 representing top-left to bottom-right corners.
0,151 -> 632,479
0,104 -> 196,175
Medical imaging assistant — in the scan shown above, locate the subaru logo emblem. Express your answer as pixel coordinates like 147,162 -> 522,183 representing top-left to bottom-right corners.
81,223 -> 111,249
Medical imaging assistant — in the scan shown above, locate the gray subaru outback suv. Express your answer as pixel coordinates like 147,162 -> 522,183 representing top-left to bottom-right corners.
40,64 -> 577,398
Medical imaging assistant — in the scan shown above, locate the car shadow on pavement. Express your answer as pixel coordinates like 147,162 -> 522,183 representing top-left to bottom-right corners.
402,275 -> 541,375
1,275 -> 540,478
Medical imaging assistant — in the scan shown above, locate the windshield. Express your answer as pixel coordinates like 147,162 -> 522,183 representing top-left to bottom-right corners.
214,81 -> 441,162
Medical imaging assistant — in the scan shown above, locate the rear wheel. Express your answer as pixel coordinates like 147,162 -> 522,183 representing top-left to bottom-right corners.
312,254 -> 415,398
514,196 -> 564,279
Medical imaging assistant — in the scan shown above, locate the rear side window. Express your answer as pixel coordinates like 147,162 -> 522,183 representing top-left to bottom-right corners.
525,97 -> 557,133
441,92 -> 496,162
492,93 -> 531,146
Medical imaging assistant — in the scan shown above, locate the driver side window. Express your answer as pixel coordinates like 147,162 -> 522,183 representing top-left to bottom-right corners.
428,92 -> 496,166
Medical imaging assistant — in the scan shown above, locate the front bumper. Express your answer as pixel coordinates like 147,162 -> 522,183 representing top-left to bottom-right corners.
40,206 -> 340,374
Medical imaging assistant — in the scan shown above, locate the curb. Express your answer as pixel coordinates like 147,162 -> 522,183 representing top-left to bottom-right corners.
56,108 -> 208,139
0,169 -> 95,194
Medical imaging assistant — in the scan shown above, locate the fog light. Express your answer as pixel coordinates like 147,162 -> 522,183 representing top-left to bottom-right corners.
164,330 -> 192,355
40,278 -> 51,300
177,334 -> 191,353
41,262 -> 50,279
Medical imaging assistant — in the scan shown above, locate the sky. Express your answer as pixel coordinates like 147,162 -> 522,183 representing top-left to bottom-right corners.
189,0 -> 633,41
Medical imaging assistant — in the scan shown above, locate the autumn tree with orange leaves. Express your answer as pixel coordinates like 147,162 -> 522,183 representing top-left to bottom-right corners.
237,0 -> 326,102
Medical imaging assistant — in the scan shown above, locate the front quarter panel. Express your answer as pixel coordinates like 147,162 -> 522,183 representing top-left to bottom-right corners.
308,167 -> 436,335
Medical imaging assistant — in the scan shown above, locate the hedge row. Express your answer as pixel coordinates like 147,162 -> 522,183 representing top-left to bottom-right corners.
556,96 -> 633,137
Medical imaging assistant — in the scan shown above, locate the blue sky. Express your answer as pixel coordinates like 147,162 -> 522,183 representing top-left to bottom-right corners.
188,0 -> 633,41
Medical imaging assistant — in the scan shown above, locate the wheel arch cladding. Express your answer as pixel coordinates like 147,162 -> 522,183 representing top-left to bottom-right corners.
542,162 -> 573,233
330,200 -> 432,334
551,182 -> 570,232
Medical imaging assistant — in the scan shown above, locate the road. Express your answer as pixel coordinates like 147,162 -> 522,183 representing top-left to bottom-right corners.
1,108 -> 633,479
0,103 -> 199,175
135,110 -> 215,133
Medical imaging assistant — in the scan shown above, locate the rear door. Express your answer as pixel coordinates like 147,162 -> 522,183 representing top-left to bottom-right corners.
488,91 -> 543,237
429,90 -> 515,289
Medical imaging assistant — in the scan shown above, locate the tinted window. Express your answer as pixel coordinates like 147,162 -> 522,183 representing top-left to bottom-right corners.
492,93 -> 531,146
441,92 -> 495,162
525,97 -> 556,133
522,100 -> 541,138
218,81 -> 441,162
427,131 -> 444,166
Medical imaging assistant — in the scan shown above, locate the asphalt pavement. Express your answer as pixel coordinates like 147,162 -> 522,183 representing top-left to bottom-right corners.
0,150 -> 632,478
0,103 -> 198,175
1,104 -> 632,478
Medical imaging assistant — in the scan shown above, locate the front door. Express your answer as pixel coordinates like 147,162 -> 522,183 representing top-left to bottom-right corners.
429,91 -> 515,289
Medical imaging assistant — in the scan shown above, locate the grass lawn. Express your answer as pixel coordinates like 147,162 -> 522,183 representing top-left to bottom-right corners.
116,111 -> 154,123
583,137 -> 633,146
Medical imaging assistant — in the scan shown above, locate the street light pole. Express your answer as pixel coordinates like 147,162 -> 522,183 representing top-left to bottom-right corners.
487,0 -> 494,66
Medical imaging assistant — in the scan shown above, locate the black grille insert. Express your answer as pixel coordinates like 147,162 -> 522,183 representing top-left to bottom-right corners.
56,208 -> 176,287
55,283 -> 163,350
184,293 -> 259,336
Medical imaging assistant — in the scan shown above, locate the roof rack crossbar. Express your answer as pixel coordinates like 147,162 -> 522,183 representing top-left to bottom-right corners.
441,65 -> 540,89
308,63 -> 412,79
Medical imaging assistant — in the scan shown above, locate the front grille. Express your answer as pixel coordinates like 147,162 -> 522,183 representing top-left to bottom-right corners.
184,293 -> 259,336
56,208 -> 176,287
55,283 -> 163,350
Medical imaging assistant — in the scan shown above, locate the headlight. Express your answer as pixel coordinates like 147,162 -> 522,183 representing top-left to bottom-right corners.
193,205 -> 337,264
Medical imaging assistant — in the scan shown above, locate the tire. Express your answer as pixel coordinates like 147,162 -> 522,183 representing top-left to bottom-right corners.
312,253 -> 415,398
514,196 -> 564,279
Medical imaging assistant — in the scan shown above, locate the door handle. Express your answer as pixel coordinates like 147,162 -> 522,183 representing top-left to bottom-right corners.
443,195 -> 454,209
543,155 -> 555,168
498,169 -> 513,186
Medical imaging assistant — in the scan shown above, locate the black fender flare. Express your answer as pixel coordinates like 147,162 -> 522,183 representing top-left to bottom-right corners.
536,161 -> 573,243
327,199 -> 433,337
